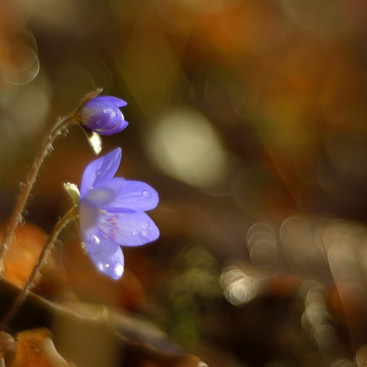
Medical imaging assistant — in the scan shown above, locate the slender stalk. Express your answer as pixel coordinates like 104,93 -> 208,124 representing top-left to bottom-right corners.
0,114 -> 75,270
0,88 -> 103,269
0,208 -> 75,329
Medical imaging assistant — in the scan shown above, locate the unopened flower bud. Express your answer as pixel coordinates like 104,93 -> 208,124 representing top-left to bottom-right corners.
80,96 -> 128,136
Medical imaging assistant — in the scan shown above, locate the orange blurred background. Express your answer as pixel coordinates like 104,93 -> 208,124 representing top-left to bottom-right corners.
0,0 -> 366,366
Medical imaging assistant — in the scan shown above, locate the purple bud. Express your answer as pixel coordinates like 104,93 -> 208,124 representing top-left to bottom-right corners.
80,96 -> 128,136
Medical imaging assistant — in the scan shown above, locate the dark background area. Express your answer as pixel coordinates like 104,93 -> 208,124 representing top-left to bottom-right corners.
0,0 -> 366,366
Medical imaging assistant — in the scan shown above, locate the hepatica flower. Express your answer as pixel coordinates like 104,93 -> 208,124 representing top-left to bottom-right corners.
80,96 -> 128,135
78,148 -> 159,279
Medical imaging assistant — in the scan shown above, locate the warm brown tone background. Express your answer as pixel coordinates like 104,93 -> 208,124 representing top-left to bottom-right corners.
0,0 -> 366,366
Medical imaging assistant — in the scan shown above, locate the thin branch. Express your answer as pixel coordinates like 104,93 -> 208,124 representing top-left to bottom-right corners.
0,115 -> 75,269
0,207 -> 75,329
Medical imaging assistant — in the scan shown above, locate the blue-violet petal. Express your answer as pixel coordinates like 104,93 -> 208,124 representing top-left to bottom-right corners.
80,148 -> 122,198
97,210 -> 160,247
85,235 -> 125,279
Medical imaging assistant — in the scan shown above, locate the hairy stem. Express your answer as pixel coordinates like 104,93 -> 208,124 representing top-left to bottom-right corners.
0,88 -> 103,269
0,207 -> 75,329
0,115 -> 75,270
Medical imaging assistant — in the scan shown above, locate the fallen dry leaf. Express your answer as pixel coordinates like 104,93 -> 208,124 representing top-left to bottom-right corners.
12,328 -> 75,367
1,223 -> 47,287
0,223 -> 67,294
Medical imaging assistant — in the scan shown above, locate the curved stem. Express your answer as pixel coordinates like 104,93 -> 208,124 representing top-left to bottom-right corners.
0,207 -> 75,330
0,114 -> 75,270
0,89 -> 103,269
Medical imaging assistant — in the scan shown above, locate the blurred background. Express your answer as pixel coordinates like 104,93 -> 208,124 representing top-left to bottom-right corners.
0,0 -> 366,366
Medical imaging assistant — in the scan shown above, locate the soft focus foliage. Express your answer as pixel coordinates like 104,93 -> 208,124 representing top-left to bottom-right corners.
0,0 -> 366,366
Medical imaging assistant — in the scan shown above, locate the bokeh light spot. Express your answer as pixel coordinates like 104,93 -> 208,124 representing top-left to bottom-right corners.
246,222 -> 278,268
149,108 -> 226,188
220,265 -> 258,306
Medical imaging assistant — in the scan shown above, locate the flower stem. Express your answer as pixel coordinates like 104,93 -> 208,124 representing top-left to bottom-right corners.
0,89 -> 103,269
0,114 -> 75,271
0,207 -> 75,330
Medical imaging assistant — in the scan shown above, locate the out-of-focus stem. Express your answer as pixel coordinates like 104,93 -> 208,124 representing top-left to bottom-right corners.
0,207 -> 75,330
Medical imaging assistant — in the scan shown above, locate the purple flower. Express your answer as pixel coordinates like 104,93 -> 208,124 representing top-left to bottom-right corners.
78,148 -> 159,279
80,96 -> 128,135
